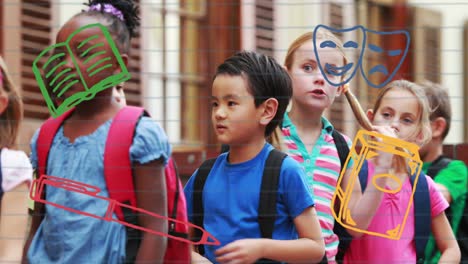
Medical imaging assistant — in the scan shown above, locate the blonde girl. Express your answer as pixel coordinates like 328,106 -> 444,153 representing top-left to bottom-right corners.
0,55 -> 33,261
273,29 -> 404,263
343,80 -> 460,263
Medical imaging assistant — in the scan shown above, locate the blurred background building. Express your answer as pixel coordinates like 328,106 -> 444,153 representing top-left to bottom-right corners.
1,0 -> 467,177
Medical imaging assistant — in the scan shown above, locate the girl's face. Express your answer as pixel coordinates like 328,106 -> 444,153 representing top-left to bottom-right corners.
288,40 -> 343,111
49,15 -> 122,100
370,88 -> 422,142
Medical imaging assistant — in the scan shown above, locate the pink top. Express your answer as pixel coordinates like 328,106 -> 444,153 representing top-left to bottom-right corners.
344,163 -> 449,263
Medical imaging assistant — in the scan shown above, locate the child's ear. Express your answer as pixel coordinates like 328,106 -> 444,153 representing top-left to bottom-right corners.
114,54 -> 129,73
430,117 -> 447,139
259,98 -> 279,126
0,93 -> 9,115
121,54 -> 129,67
366,109 -> 374,122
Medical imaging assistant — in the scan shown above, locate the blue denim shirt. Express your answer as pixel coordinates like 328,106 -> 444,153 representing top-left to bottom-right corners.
27,117 -> 171,263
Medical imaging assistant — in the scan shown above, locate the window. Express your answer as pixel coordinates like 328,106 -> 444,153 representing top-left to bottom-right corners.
142,0 -> 200,145
143,1 -> 241,177
144,1 -> 242,149
125,0 -> 142,108
362,2 -> 412,122
411,7 -> 441,84
20,0 -> 52,120
256,0 -> 274,57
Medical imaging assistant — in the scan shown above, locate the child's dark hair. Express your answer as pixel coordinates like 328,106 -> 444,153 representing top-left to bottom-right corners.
78,0 -> 140,53
419,80 -> 452,140
215,51 -> 293,137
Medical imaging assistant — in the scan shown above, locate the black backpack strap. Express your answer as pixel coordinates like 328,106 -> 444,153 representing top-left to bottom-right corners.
192,158 -> 217,255
331,129 -> 370,189
256,149 -> 287,264
330,130 -> 350,263
220,144 -> 230,154
426,155 -> 452,179
167,159 -> 189,239
331,130 -> 369,263
332,130 -> 349,176
258,149 -> 287,238
192,149 -> 286,263
358,162 -> 370,192
411,171 -> 431,263
423,154 -> 450,259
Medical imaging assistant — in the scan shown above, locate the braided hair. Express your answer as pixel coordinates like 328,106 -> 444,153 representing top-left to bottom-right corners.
78,0 -> 140,53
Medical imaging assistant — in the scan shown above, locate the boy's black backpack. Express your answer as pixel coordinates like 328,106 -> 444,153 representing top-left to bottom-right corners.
192,148 -> 287,264
331,130 -> 431,264
426,155 -> 468,262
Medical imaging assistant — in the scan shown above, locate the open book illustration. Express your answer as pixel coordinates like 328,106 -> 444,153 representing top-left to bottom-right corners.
32,23 -> 130,118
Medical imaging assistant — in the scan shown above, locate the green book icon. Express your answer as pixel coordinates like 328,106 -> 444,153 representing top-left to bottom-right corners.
32,23 -> 130,118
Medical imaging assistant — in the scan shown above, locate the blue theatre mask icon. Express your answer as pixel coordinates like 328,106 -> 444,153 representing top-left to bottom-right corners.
313,25 -> 366,87
313,25 -> 411,89
360,29 -> 410,88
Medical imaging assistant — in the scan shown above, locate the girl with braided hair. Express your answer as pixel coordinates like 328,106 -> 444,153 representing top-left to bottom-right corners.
0,55 -> 33,262
22,1 -> 171,263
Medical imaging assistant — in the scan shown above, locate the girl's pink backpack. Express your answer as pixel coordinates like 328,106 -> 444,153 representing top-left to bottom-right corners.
36,106 -> 190,263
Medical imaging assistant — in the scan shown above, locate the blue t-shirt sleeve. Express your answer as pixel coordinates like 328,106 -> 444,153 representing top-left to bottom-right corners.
183,170 -> 198,222
130,116 -> 172,165
279,156 -> 315,218
29,128 -> 40,169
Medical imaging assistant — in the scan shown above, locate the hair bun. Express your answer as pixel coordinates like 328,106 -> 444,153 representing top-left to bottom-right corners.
85,0 -> 140,37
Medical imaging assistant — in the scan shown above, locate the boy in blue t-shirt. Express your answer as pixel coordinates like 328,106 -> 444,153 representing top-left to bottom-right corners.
184,51 -> 325,263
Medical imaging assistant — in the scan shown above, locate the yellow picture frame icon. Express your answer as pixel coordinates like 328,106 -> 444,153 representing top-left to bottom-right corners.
331,129 -> 423,240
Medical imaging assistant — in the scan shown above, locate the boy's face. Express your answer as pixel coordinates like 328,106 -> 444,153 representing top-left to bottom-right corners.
211,75 -> 264,146
419,115 -> 445,159
288,40 -> 343,111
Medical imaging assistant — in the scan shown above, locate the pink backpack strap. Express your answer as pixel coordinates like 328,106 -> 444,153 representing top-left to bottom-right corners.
37,109 -> 75,176
104,106 -> 146,221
